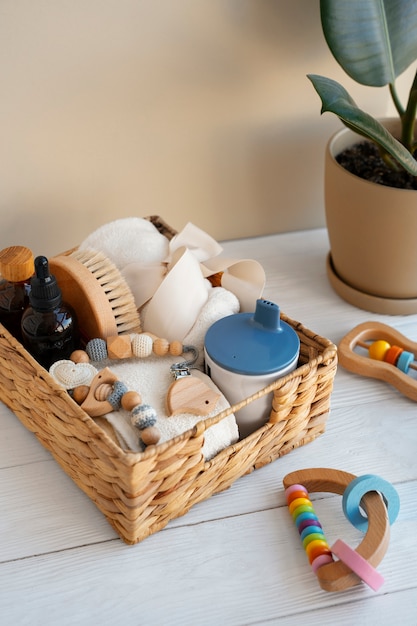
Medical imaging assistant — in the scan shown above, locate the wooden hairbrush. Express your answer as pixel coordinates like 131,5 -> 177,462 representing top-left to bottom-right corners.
50,249 -> 141,341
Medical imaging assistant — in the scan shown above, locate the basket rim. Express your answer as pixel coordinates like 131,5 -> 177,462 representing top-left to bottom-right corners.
0,215 -> 337,468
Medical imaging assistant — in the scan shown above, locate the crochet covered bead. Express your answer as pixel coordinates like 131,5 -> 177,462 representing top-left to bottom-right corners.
131,404 -> 157,430
131,333 -> 154,358
86,338 -> 108,361
107,380 -> 129,410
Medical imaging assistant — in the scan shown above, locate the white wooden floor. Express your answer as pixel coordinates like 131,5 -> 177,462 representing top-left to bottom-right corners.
1,228 -> 416,625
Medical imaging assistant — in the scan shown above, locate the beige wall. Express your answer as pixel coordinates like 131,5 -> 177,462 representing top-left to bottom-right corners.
0,1 -> 399,256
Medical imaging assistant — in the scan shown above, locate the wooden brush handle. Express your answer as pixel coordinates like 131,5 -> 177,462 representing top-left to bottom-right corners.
338,321 -> 417,401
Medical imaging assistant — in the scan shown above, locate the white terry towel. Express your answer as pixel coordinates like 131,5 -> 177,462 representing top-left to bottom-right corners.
98,356 -> 239,460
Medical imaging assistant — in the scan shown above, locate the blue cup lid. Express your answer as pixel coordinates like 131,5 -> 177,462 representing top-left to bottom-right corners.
204,299 -> 300,375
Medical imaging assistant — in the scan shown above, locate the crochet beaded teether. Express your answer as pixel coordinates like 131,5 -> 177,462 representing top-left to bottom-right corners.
283,468 -> 399,592
338,321 -> 417,401
74,367 -> 161,447
82,333 -> 185,362
74,338 -> 221,418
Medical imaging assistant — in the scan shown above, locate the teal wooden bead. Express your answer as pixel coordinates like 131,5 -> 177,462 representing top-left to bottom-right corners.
397,350 -> 414,373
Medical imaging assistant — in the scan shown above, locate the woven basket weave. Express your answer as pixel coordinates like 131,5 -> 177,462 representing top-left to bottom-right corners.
0,216 -> 337,544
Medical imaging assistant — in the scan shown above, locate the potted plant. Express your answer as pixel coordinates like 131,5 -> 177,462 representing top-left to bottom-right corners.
308,0 -> 417,314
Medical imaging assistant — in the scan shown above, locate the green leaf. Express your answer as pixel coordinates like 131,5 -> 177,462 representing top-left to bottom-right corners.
308,74 -> 417,175
320,0 -> 417,86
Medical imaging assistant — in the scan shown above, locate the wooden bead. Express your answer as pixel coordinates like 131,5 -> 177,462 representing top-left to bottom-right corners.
70,349 -> 90,364
121,390 -> 142,411
153,337 -> 169,356
169,340 -> 183,356
140,426 -> 161,446
94,383 -> 114,401
107,335 -> 133,360
72,385 -> 90,404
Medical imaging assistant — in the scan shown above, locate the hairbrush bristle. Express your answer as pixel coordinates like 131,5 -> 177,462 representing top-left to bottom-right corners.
71,249 -> 141,335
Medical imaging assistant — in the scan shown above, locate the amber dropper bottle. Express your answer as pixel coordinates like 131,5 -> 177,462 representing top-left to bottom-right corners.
21,256 -> 79,369
0,246 -> 35,342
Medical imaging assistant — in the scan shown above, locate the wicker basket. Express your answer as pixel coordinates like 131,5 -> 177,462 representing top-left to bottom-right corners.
0,216 -> 338,544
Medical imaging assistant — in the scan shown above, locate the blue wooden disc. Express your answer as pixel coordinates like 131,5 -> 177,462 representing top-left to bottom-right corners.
342,474 -> 400,532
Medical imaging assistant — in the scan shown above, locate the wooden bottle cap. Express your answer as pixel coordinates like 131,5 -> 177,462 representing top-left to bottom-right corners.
0,246 -> 34,282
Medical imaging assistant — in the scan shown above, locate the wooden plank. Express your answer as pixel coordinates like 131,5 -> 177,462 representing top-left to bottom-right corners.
0,482 -> 415,625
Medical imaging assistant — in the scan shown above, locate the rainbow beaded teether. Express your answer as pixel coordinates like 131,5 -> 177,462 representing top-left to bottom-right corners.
283,468 -> 397,593
285,483 -> 334,572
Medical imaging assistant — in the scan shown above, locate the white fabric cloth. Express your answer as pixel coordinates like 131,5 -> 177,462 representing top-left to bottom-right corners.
79,217 -> 266,341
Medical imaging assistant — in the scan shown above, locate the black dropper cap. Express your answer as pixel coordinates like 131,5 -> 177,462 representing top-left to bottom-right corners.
29,256 -> 62,311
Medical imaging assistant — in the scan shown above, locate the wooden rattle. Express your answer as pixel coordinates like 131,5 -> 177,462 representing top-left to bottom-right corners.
283,468 -> 398,592
338,321 -> 417,401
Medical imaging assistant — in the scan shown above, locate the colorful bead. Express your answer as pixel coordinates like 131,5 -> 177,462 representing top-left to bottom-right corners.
294,511 -> 318,528
286,489 -> 309,504
366,340 -> 417,375
297,519 -> 322,534
285,484 -> 308,501
300,526 -> 324,542
288,497 -> 312,515
305,540 -> 332,564
311,553 -> 333,573
368,339 -> 391,361
384,345 -> 403,366
302,532 -> 326,549
397,350 -> 414,373
291,504 -> 315,520
285,483 -> 333,573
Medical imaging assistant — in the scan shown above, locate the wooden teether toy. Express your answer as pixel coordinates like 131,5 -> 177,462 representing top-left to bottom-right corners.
338,321 -> 417,401
75,367 -> 161,447
283,468 -> 399,592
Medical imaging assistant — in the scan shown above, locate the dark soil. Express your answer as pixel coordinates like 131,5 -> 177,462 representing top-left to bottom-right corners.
336,141 -> 417,190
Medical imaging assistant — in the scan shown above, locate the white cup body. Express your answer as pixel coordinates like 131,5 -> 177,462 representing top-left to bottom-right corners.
204,349 -> 298,439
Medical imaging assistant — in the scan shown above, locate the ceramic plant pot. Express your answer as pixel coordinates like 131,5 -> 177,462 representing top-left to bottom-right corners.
325,118 -> 417,314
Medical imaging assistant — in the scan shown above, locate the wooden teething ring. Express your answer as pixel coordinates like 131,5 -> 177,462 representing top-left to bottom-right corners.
283,468 -> 390,592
